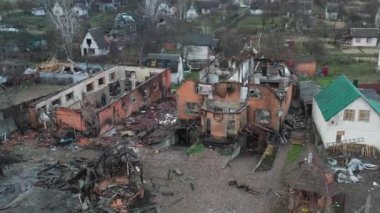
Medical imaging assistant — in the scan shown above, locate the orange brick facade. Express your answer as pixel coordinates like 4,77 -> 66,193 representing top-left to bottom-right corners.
177,80 -> 293,139
55,68 -> 171,135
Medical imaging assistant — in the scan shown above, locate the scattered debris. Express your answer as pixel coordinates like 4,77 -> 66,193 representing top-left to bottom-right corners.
328,158 -> 379,183
228,180 -> 260,195
35,144 -> 144,211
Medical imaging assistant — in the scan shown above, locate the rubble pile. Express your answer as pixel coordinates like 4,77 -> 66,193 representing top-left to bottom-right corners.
328,158 -> 379,183
36,144 -> 143,212
283,108 -> 306,130
123,98 -> 177,145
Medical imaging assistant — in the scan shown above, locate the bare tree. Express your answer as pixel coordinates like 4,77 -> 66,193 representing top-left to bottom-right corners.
43,0 -> 78,59
177,0 -> 189,20
139,0 -> 160,23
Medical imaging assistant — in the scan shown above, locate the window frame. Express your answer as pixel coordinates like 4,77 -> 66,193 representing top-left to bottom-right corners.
343,109 -> 355,121
358,110 -> 370,122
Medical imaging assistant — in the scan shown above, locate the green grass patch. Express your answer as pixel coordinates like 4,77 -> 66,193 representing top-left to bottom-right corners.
186,143 -> 205,156
184,71 -> 199,80
286,145 -> 304,162
90,13 -> 115,28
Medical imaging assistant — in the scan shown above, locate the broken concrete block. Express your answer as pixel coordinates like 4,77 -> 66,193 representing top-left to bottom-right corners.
173,168 -> 183,176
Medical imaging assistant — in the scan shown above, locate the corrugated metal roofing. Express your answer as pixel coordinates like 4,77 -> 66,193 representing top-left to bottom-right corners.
315,75 -> 380,121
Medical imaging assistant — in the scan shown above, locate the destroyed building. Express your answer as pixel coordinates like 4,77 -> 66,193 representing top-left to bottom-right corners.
284,152 -> 344,212
28,66 -> 171,135
177,56 -> 294,145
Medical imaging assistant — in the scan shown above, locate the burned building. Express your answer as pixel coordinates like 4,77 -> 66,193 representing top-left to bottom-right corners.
176,57 -> 294,145
28,66 -> 171,135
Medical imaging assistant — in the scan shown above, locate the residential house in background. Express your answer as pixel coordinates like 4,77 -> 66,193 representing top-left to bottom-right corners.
185,4 -> 199,22
31,8 -> 46,16
97,0 -> 125,12
293,56 -> 317,77
72,3 -> 88,17
145,53 -> 184,85
195,0 -> 220,14
182,33 -> 219,70
52,2 -> 64,17
312,75 -> 380,151
344,28 -> 379,48
110,13 -> 137,45
325,2 -> 339,20
80,27 -> 109,57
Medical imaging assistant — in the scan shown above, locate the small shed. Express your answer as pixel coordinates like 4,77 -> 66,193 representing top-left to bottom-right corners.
283,151 -> 344,212
294,56 -> 317,77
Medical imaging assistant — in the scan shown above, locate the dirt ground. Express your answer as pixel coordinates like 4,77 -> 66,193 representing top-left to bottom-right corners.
138,145 -> 290,213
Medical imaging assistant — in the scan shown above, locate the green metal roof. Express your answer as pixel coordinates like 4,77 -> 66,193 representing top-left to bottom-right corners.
315,75 -> 380,121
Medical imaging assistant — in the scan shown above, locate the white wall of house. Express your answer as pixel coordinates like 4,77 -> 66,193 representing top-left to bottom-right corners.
313,97 -> 380,150
31,66 -> 166,113
32,9 -> 45,16
350,37 -> 378,47
174,56 -> 184,84
52,3 -> 64,16
184,45 -> 210,60
80,32 -> 109,56
72,7 -> 88,16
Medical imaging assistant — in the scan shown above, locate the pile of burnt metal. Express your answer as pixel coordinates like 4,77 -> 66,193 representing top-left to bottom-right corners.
36,144 -> 143,212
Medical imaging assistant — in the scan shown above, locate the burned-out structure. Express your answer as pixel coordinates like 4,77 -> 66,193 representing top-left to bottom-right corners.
284,152 -> 344,212
176,56 -> 294,145
28,66 -> 171,135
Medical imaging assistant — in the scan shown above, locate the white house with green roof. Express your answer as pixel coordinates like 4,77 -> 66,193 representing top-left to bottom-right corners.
312,75 -> 380,150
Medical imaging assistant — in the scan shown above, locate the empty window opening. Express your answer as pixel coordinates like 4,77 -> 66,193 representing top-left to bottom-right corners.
109,72 -> 115,81
98,77 -> 105,86
66,92 -> 74,101
86,82 -> 94,92
227,120 -> 236,135
153,82 -> 159,91
255,109 -> 270,124
86,38 -> 92,46
249,88 -> 261,98
143,88 -> 150,98
52,98 -> 61,106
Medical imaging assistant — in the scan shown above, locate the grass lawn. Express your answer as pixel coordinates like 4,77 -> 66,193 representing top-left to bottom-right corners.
184,71 -> 200,80
286,144 -> 304,162
90,12 -> 116,29
3,13 -> 49,32
314,50 -> 380,87
315,61 -> 379,87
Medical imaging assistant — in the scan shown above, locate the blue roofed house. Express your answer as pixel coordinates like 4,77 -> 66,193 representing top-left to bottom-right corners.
145,53 -> 184,85
312,75 -> 380,151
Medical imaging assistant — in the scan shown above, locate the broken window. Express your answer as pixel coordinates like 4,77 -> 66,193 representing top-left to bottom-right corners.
66,92 -> 74,101
227,120 -> 236,135
109,72 -> 115,81
86,82 -> 94,92
255,109 -> 270,124
343,109 -> 355,121
131,96 -> 136,103
153,82 -> 159,91
185,103 -> 200,115
52,98 -> 61,106
358,110 -> 370,122
143,88 -> 150,99
86,38 -> 92,46
249,87 -> 261,98
98,77 -> 105,86
88,48 -> 95,54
